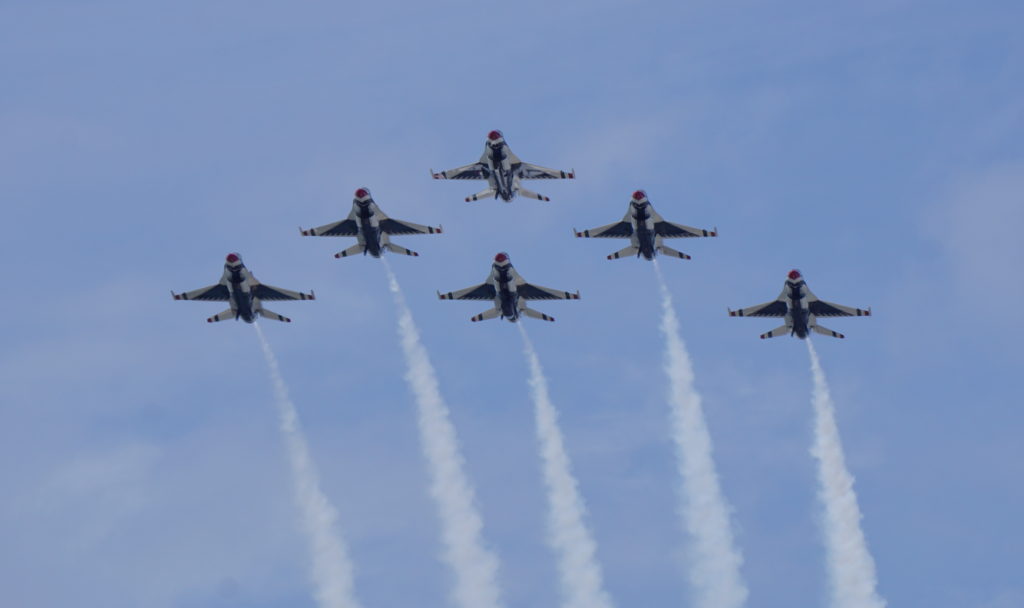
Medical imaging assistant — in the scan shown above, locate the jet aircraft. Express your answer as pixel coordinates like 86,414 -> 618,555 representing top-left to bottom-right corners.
172,253 -> 315,323
438,252 -> 580,322
574,190 -> 717,260
300,188 -> 442,258
431,130 -> 575,202
728,270 -> 871,339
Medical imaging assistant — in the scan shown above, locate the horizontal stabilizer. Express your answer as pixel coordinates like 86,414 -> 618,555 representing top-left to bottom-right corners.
811,324 -> 845,339
657,244 -> 692,260
759,325 -> 790,339
608,245 -> 639,260
466,187 -> 496,202
384,242 -> 419,257
334,243 -> 366,258
470,308 -> 500,322
207,308 -> 236,323
520,307 -> 555,322
517,187 -> 550,202
258,308 -> 292,323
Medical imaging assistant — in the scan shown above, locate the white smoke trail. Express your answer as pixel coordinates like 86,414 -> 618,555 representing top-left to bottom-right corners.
517,324 -> 615,608
383,262 -> 505,608
806,340 -> 886,608
653,261 -> 748,608
253,323 -> 361,608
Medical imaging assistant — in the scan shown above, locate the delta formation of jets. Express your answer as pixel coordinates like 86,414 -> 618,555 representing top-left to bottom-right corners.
172,130 -> 871,339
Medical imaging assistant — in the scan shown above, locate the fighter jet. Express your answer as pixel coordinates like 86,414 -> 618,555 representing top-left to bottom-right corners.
728,270 -> 871,339
431,130 -> 575,203
300,187 -> 442,258
438,252 -> 580,322
171,253 -> 315,323
574,190 -> 717,260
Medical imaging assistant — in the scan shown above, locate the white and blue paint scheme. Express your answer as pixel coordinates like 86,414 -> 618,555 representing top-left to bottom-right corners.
171,253 -> 315,323
432,130 -> 575,203
300,187 -> 442,259
575,190 -> 717,260
438,252 -> 580,322
729,270 -> 871,339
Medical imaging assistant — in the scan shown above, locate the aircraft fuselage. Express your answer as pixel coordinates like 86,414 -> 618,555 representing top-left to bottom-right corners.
485,142 -> 517,202
493,264 -> 521,321
631,203 -> 657,260
225,264 -> 256,323
355,201 -> 383,257
786,279 -> 809,339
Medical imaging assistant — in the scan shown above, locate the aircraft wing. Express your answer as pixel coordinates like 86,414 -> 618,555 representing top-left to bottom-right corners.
654,221 -> 717,238
302,218 -> 358,237
438,283 -> 497,301
379,218 -> 442,236
728,299 -> 788,318
172,283 -> 229,301
517,282 -> 581,301
808,299 -> 871,318
518,162 -> 575,180
433,162 -> 490,181
575,220 -> 633,239
252,284 -> 315,301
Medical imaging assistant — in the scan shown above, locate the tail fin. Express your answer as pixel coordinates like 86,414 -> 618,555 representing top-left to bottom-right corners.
759,325 -> 790,339
258,308 -> 292,323
334,243 -> 366,258
207,308 -> 237,323
470,308 -> 500,323
466,187 -> 496,202
517,187 -> 550,202
608,245 -> 640,260
383,242 -> 419,257
657,244 -> 692,260
811,324 -> 845,339
520,306 -> 555,322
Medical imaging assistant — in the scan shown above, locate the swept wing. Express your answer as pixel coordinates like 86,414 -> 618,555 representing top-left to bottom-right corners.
172,284 -> 229,302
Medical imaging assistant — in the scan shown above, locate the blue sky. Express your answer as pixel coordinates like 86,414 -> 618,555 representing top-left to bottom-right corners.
2,1 -> 1022,606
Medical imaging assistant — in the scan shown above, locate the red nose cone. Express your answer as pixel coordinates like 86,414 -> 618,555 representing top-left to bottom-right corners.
355,188 -> 369,199
788,269 -> 801,280
494,252 -> 508,263
226,253 -> 239,263
632,190 -> 646,201
488,130 -> 502,141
